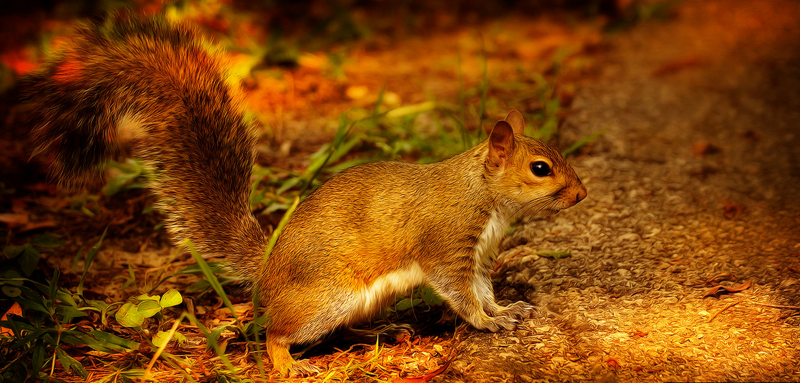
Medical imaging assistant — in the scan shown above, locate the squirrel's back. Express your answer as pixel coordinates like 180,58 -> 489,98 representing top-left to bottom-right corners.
26,14 -> 267,276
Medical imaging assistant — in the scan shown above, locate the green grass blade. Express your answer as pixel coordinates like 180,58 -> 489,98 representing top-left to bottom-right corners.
185,241 -> 238,323
261,196 -> 300,268
457,49 -> 465,132
299,113 -> 354,196
145,312 -> 185,379
561,130 -> 605,157
184,312 -> 240,376
477,35 -> 489,140
385,101 -> 437,119
77,228 -> 107,296
372,84 -> 386,116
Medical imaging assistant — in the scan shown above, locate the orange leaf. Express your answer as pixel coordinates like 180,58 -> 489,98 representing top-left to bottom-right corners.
691,141 -> 721,157
19,220 -> 58,233
1,302 -> 23,336
722,200 -> 746,219
393,360 -> 451,383
703,280 -> 752,298
0,213 -> 29,227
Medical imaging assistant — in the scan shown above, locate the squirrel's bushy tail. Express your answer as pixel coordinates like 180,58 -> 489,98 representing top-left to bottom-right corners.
26,14 -> 266,276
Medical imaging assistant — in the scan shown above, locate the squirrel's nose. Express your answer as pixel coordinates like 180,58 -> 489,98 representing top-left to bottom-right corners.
575,185 -> 587,203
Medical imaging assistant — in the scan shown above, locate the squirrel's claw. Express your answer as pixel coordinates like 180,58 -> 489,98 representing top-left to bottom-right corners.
499,301 -> 536,319
288,359 -> 320,378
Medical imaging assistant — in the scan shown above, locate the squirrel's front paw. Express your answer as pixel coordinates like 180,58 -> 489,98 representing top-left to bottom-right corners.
499,301 -> 535,319
476,314 -> 518,332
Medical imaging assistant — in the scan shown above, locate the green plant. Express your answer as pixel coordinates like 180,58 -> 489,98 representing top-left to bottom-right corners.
114,289 -> 184,329
3,234 -> 64,277
390,285 -> 445,315
67,194 -> 100,217
0,233 -> 141,381
102,159 -> 146,196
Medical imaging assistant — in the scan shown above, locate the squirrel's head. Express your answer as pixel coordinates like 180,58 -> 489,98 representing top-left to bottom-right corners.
483,110 -> 587,217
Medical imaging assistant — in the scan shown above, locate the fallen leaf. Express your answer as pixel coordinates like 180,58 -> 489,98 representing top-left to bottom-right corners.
704,273 -> 736,285
703,280 -> 752,298
691,141 -> 721,156
0,213 -> 29,227
722,200 -> 746,219
1,302 -> 23,336
19,220 -> 58,233
393,359 -> 451,383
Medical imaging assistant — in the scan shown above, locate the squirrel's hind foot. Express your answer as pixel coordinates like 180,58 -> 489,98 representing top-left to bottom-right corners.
287,359 -> 320,378
267,338 -> 319,377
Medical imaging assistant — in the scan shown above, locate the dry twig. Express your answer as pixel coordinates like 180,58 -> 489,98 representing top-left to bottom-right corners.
708,299 -> 741,323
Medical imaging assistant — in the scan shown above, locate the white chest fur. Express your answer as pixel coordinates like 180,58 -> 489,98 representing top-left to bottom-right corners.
471,209 -> 509,303
474,209 -> 509,266
352,261 -> 425,318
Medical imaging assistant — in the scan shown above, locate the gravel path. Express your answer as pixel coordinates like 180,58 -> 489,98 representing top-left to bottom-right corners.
444,1 -> 800,381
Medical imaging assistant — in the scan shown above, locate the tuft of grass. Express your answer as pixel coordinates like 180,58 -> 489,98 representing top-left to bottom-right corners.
0,232 -> 149,381
476,35 -> 490,142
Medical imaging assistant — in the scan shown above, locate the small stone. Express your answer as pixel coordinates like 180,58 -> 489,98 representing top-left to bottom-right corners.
619,233 -> 641,241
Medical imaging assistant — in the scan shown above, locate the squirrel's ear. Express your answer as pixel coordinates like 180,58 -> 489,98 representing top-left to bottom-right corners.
504,109 -> 526,136
487,120 -> 515,167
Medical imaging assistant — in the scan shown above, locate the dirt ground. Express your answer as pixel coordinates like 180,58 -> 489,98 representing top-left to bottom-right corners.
2,0 -> 799,382
448,0 -> 800,381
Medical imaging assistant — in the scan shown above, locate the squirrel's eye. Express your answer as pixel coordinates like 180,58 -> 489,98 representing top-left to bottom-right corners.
530,161 -> 552,177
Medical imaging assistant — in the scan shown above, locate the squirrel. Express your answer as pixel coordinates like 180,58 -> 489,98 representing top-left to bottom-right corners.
25,14 -> 587,376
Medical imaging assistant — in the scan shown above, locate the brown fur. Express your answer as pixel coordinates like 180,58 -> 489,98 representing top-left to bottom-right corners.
26,15 -> 587,377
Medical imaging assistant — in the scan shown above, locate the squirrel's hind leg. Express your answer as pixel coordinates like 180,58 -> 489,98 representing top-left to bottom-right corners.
266,338 -> 319,377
